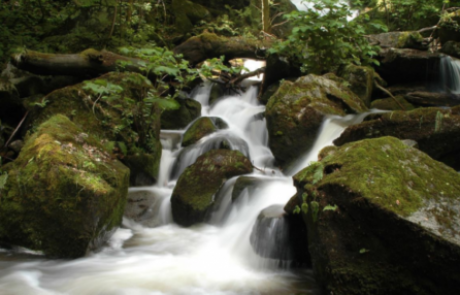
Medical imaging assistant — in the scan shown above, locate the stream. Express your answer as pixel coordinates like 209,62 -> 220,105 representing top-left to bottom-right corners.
0,76 -> 376,295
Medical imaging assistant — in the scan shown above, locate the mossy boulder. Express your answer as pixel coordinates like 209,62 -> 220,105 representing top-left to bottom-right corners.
265,74 -> 368,166
161,98 -> 201,130
334,106 -> 460,169
438,11 -> 460,45
293,136 -> 460,295
0,115 -> 129,258
171,149 -> 252,226
181,117 -> 228,147
24,72 -> 162,186
441,40 -> 460,58
371,95 -> 415,110
367,31 -> 427,50
337,64 -> 385,106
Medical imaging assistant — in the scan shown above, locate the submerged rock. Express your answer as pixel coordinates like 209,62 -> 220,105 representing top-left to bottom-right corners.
0,115 -> 129,258
265,74 -> 367,166
171,149 -> 252,227
250,205 -> 310,266
181,117 -> 228,147
334,106 -> 460,169
294,136 -> 460,295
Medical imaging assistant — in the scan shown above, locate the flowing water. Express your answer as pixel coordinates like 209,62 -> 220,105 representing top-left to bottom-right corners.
437,56 -> 460,94
0,78 -> 375,295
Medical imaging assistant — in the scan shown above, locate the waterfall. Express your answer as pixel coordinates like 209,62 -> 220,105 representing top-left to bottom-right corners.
437,56 -> 460,94
0,75 -> 374,294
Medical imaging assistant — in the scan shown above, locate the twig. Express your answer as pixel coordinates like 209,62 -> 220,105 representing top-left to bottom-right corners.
374,81 -> 406,111
230,67 -> 265,85
3,111 -> 29,151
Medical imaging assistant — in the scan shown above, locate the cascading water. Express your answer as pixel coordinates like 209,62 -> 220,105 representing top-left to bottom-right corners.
0,76 -> 374,294
437,55 -> 460,94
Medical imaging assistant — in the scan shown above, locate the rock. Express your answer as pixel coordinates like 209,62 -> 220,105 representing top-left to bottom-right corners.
438,11 -> 460,45
367,31 -> 428,50
8,140 -> 24,153
317,145 -> 338,161
181,117 -> 228,147
0,115 -> 129,258
370,95 -> 415,110
161,98 -> 201,130
25,72 -> 162,187
124,189 -> 169,227
265,73 -> 368,166
171,149 -> 252,227
441,40 -> 460,58
376,48 -> 441,85
294,136 -> 460,295
337,64 -> 381,106
250,205 -> 310,265
334,106 -> 460,170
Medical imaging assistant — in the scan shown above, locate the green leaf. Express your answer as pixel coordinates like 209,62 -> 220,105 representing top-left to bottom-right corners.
0,173 -> 8,190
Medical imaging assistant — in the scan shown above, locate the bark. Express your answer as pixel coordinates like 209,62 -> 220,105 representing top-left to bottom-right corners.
11,49 -> 154,79
173,33 -> 270,66
404,91 -> 460,107
262,0 -> 270,34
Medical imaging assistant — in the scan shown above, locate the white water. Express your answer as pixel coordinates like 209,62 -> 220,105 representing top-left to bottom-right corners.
0,78 -> 374,294
438,56 -> 460,94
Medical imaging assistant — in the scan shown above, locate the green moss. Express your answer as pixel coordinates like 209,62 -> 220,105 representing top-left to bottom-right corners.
0,115 -> 129,258
371,95 -> 415,111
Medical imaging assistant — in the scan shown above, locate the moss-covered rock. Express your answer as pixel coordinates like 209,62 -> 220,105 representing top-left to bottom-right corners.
370,95 -> 415,110
438,11 -> 460,45
367,31 -> 427,50
171,149 -> 252,226
334,106 -> 460,169
181,117 -> 228,147
337,64 -> 381,107
440,40 -> 460,58
265,74 -> 368,166
294,136 -> 460,295
25,72 -> 162,186
161,98 -> 201,130
182,117 -> 218,147
0,115 -> 129,258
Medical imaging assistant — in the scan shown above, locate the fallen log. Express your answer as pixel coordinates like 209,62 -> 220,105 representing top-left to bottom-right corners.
173,33 -> 271,65
11,49 -> 151,79
404,91 -> 460,107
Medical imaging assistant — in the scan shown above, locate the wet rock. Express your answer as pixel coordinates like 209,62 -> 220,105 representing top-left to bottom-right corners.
334,106 -> 460,170
250,205 -> 310,266
0,115 -> 129,258
161,98 -> 201,130
24,72 -> 162,187
182,117 -> 228,147
370,95 -> 415,111
231,176 -> 270,202
124,189 -> 169,227
294,136 -> 460,295
171,149 -> 252,227
265,74 -> 367,166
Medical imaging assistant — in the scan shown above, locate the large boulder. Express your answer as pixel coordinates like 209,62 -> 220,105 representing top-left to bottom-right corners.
367,31 -> 427,50
265,74 -> 368,166
24,72 -> 162,186
294,136 -> 460,295
171,149 -> 252,226
0,115 -> 129,258
334,106 -> 460,170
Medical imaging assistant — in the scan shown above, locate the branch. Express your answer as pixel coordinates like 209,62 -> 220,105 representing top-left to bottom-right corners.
230,67 -> 265,85
374,80 -> 406,111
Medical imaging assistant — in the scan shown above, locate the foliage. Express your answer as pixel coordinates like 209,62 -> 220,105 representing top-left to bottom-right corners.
269,0 -> 385,74
323,204 -> 338,211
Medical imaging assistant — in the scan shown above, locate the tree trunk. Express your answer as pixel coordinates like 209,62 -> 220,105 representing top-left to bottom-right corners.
11,49 -> 154,79
173,33 -> 271,66
262,0 -> 270,34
